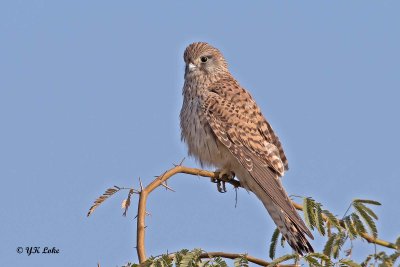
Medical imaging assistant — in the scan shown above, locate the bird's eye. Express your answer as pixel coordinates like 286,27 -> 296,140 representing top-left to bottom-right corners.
200,56 -> 208,63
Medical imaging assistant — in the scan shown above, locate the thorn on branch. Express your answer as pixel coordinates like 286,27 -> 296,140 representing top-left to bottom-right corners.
173,157 -> 186,167
139,177 -> 143,191
178,157 -> 186,166
161,182 -> 175,192
157,171 -> 168,181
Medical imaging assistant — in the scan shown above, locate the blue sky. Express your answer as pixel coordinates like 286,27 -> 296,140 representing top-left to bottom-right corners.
1,1 -> 399,266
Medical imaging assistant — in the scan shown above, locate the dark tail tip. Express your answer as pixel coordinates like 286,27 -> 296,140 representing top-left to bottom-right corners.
288,237 -> 314,256
284,222 -> 314,256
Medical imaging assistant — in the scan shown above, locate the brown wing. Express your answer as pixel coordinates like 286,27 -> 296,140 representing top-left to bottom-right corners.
203,76 -> 288,174
200,77 -> 312,238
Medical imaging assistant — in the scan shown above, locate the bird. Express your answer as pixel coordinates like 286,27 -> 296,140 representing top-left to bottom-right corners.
179,42 -> 314,255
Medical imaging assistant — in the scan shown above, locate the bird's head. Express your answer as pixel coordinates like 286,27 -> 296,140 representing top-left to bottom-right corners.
183,42 -> 228,79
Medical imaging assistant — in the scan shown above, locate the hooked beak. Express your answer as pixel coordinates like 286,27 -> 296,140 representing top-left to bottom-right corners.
188,63 -> 197,71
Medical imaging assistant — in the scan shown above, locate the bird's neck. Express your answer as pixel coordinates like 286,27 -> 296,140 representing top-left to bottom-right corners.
183,72 -> 228,96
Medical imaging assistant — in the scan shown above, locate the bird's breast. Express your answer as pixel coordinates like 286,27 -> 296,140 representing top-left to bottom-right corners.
180,88 -> 232,169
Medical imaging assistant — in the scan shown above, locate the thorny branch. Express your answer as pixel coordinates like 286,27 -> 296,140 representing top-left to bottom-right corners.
134,165 -> 398,264
136,165 -> 239,263
87,164 -> 398,266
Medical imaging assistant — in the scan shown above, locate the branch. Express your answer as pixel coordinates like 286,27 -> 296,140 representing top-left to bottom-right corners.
198,252 -> 297,267
136,166 -> 239,262
136,165 -> 398,264
144,251 -> 298,267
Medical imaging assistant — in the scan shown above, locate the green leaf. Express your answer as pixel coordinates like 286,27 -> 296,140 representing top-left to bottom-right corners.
199,259 -> 211,267
353,202 -> 378,238
351,213 -> 366,235
308,252 -> 331,262
212,257 -> 228,267
159,254 -> 173,267
323,233 -> 337,257
268,254 -> 298,267
343,216 -> 358,240
304,253 -> 332,267
269,228 -> 280,259
304,255 -> 323,267
389,251 -> 400,265
179,249 -> 202,267
354,202 -> 378,220
332,232 -> 346,259
303,197 -> 316,230
143,257 -> 156,267
233,256 -> 249,267
353,199 -> 381,206
395,235 -> 400,248
373,251 -> 395,266
339,258 -> 362,267
322,209 -> 342,230
314,202 -> 325,236
175,249 -> 189,266
360,254 -> 373,267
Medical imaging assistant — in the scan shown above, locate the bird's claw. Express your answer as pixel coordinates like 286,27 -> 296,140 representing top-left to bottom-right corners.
218,180 -> 227,193
211,170 -> 235,193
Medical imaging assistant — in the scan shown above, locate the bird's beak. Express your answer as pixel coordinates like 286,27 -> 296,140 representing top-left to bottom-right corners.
188,63 -> 197,71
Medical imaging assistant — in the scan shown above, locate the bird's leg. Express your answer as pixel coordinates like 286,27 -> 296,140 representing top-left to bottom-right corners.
211,169 -> 235,193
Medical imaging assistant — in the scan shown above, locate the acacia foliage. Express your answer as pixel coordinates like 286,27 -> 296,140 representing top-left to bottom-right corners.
119,198 -> 399,267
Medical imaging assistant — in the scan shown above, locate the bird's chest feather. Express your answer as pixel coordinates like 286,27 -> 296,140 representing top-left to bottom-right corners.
180,90 -> 229,168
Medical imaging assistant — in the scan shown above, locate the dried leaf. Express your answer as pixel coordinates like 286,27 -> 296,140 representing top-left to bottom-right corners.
122,189 -> 134,216
87,186 -> 121,217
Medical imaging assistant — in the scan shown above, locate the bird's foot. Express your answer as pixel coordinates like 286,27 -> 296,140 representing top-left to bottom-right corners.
211,169 -> 235,193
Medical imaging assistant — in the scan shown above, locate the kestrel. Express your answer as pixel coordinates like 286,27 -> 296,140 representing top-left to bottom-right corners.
180,42 -> 313,255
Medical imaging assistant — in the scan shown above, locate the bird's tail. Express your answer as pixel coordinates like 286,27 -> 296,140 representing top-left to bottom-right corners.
263,197 -> 314,255
241,168 -> 314,255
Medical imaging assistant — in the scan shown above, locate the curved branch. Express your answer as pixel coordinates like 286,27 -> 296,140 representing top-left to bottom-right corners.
136,166 -> 240,262
147,251 -> 297,267
136,165 -> 398,263
198,252 -> 296,267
